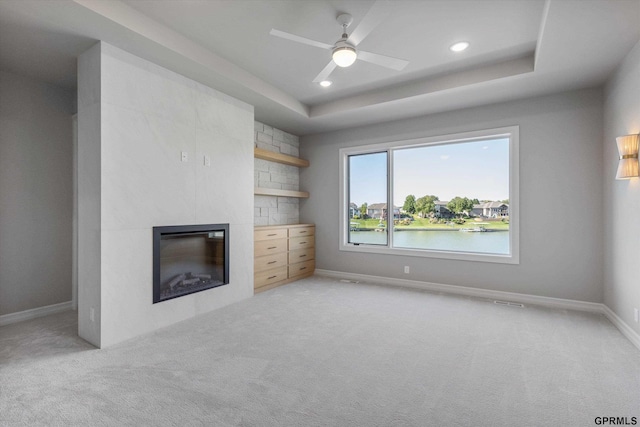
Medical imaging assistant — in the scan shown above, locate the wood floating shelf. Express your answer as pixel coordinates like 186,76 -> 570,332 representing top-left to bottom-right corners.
254,187 -> 310,198
254,148 -> 309,168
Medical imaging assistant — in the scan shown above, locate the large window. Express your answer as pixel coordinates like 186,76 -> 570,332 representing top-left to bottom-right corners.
340,127 -> 519,264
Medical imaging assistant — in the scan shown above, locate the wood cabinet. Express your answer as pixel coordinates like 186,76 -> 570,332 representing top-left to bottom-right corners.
254,224 -> 315,293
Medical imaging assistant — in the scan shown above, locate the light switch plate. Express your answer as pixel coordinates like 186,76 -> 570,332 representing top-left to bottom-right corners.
181,151 -> 188,162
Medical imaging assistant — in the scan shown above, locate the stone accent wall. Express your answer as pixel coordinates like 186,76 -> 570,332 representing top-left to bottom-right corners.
254,121 -> 301,226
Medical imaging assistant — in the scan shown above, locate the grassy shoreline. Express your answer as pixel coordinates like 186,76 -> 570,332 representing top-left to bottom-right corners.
350,217 -> 509,231
354,228 -> 509,232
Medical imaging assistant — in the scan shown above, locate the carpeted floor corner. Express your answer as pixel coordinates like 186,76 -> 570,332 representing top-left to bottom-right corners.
1,276 -> 638,426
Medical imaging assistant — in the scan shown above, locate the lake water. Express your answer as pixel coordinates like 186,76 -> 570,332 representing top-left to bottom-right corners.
350,230 -> 510,254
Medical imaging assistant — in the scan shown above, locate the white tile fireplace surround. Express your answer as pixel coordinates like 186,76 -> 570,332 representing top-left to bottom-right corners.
78,42 -> 254,348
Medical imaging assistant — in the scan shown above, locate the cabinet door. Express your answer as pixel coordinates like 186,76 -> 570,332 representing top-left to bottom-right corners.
289,235 -> 314,250
255,266 -> 288,289
288,226 -> 315,238
255,252 -> 288,273
288,260 -> 315,279
255,228 -> 287,241
288,247 -> 315,264
255,238 -> 288,256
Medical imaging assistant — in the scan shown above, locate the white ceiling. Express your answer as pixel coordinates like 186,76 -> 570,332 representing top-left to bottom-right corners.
0,0 -> 639,136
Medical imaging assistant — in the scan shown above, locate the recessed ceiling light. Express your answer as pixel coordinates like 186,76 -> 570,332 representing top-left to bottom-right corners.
450,41 -> 469,52
319,80 -> 332,87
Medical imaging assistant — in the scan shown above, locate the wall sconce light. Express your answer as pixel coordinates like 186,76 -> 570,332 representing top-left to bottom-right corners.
616,134 -> 639,180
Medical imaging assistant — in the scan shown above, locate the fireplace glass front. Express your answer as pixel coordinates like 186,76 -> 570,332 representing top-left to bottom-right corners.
153,224 -> 229,303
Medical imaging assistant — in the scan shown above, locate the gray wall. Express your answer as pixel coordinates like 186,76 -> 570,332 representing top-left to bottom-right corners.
0,70 -> 74,316
300,88 -> 604,303
603,39 -> 640,333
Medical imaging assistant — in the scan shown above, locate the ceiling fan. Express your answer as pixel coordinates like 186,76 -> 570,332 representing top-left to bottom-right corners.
269,0 -> 409,83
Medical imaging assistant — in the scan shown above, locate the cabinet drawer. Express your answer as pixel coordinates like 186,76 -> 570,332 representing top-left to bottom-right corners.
288,260 -> 315,279
255,252 -> 288,273
288,226 -> 315,238
255,238 -> 288,257
255,266 -> 288,289
255,228 -> 287,241
288,247 -> 315,264
289,235 -> 314,250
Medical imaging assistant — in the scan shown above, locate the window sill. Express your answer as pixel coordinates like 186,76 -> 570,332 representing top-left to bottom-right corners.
339,243 -> 519,265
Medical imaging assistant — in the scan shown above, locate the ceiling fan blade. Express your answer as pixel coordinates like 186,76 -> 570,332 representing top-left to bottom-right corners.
347,0 -> 394,46
312,61 -> 338,83
269,29 -> 333,50
357,50 -> 409,71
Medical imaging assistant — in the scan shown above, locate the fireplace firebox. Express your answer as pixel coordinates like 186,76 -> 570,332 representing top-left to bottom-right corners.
153,224 -> 229,303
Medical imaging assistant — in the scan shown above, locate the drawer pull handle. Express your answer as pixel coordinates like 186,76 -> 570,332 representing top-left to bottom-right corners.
267,261 -> 277,264
267,233 -> 277,236
299,254 -> 307,258
268,275 -> 277,280
299,241 -> 307,245
299,231 -> 307,234
268,246 -> 277,250
300,267 -> 307,270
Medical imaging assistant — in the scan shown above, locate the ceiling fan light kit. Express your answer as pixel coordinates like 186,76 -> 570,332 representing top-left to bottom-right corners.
333,14 -> 357,67
269,3 -> 409,84
332,43 -> 357,67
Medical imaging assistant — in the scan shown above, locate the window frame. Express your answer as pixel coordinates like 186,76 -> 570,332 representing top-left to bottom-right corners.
339,126 -> 519,264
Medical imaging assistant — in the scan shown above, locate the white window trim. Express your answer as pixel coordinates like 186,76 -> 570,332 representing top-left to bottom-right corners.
339,126 -> 519,264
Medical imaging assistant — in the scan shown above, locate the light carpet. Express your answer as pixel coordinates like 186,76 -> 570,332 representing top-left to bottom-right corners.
1,276 -> 639,426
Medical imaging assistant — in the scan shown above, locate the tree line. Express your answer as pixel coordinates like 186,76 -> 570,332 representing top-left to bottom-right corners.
402,195 -> 507,217
355,196 -> 508,219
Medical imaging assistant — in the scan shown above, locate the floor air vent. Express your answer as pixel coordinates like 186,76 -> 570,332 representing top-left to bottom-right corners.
494,300 -> 524,308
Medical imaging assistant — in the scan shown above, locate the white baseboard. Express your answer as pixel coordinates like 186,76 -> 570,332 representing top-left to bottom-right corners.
601,305 -> 640,351
315,269 -> 603,313
0,301 -> 73,327
314,269 -> 640,352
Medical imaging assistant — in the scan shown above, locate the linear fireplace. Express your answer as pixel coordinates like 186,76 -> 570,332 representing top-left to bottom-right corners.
153,224 -> 229,303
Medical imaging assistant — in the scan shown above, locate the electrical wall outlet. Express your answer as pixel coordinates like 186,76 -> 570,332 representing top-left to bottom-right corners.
404,266 -> 410,274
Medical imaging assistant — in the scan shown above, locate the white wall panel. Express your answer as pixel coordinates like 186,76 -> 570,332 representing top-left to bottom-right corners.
78,42 -> 254,347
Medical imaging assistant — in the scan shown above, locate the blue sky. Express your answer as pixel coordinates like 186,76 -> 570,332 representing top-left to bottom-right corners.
349,151 -> 388,207
349,138 -> 509,207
